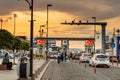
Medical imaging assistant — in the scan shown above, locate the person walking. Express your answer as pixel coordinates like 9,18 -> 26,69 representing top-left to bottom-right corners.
2,53 -> 12,70
57,50 -> 61,64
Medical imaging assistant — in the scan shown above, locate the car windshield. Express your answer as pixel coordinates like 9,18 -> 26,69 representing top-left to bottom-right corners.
97,55 -> 107,58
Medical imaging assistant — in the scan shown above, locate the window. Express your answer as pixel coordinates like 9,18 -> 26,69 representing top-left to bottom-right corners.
97,55 -> 107,58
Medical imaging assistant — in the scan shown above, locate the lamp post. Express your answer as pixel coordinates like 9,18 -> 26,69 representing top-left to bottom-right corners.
18,0 -> 34,79
92,17 -> 96,54
46,4 -> 52,60
0,17 -> 11,29
13,14 -> 17,36
13,14 -> 17,64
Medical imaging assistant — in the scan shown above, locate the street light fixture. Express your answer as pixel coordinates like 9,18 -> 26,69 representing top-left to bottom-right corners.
92,17 -> 96,54
46,4 -> 52,60
18,0 -> 34,79
39,25 -> 46,37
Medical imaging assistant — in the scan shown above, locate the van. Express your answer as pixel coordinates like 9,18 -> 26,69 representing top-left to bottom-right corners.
0,50 -> 13,59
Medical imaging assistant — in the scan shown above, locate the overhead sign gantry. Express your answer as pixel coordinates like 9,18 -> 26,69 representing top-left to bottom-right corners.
61,21 -> 107,54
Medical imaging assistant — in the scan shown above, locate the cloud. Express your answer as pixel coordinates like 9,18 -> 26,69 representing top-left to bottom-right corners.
0,0 -> 120,20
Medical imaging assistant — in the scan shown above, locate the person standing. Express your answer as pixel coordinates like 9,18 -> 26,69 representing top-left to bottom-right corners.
2,53 -> 12,70
57,50 -> 61,64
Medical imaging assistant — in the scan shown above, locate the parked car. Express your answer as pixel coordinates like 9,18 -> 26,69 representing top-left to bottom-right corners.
72,54 -> 80,60
89,54 -> 110,68
79,53 -> 91,62
0,50 -> 13,59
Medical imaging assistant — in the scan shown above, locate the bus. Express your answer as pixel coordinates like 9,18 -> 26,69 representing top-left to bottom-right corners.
49,46 -> 61,59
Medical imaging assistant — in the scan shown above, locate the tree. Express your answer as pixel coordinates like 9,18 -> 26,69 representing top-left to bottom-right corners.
0,29 -> 14,49
12,37 -> 22,50
21,41 -> 29,51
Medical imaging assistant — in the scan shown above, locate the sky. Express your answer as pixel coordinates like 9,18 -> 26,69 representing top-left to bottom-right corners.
0,0 -> 120,49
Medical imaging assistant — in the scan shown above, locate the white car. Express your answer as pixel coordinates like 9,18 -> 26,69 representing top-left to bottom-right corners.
89,54 -> 110,68
79,53 -> 91,62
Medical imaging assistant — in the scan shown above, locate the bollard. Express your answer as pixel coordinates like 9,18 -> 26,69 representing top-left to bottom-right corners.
117,60 -> 118,67
37,68 -> 40,75
32,73 -> 35,80
79,60 -> 81,65
94,64 -> 96,74
112,59 -> 114,65
35,70 -> 38,78
84,62 -> 86,68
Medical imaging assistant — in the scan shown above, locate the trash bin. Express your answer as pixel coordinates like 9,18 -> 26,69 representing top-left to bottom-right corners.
17,57 -> 30,79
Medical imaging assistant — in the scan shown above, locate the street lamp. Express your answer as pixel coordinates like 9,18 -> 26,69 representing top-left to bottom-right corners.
39,25 -> 46,37
0,17 -> 11,29
46,4 -> 52,60
92,17 -> 96,54
13,13 -> 17,64
18,0 -> 34,79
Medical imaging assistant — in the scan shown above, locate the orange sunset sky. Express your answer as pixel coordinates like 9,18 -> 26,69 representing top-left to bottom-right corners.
0,0 -> 120,49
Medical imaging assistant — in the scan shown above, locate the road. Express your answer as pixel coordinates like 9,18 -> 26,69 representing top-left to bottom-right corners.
42,60 -> 120,80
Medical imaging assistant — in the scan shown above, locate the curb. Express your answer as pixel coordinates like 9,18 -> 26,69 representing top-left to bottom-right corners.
38,60 -> 50,80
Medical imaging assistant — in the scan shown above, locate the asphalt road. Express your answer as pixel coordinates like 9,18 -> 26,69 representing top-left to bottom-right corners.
41,60 -> 120,80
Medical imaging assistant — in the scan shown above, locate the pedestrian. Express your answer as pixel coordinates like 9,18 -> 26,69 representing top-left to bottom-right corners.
19,52 -> 29,63
2,53 -> 12,70
61,52 -> 64,62
65,51 -> 67,60
70,52 -> 73,60
57,50 -> 61,64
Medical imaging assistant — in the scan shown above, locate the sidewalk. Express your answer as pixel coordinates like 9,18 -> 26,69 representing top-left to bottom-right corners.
0,59 -> 46,80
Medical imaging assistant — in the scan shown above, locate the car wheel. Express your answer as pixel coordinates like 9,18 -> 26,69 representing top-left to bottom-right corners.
106,65 -> 110,68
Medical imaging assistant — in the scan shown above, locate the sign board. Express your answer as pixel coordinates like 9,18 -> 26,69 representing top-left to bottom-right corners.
63,40 -> 67,45
37,39 -> 46,44
85,40 -> 94,45
48,40 -> 56,44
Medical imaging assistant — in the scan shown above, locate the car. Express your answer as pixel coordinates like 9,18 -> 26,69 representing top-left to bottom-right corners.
79,53 -> 91,62
0,50 -> 13,59
49,54 -> 58,59
72,54 -> 80,60
89,54 -> 110,68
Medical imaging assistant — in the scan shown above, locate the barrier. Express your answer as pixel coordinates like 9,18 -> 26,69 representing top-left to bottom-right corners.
112,59 -> 114,65
84,62 -> 86,68
79,60 -> 81,65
